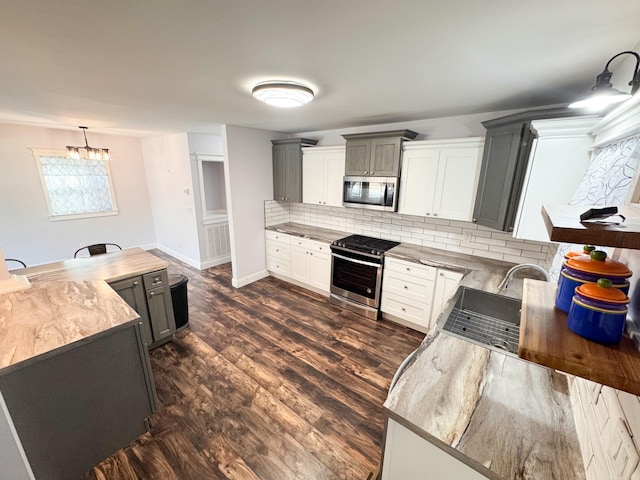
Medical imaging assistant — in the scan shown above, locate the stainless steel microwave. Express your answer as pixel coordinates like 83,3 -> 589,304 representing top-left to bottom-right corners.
342,176 -> 399,212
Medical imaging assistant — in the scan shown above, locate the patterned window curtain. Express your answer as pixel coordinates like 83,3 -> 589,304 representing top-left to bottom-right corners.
549,135 -> 640,280
40,156 -> 114,216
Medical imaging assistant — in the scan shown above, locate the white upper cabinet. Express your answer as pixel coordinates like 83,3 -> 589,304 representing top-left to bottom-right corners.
302,146 -> 346,207
399,138 -> 483,221
512,117 -> 599,242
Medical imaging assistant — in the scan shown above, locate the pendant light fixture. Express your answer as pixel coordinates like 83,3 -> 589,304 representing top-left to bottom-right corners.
569,51 -> 640,111
252,81 -> 314,108
66,126 -> 110,160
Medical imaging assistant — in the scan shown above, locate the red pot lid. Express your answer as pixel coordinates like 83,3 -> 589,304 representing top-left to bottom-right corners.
565,251 -> 632,277
577,281 -> 630,304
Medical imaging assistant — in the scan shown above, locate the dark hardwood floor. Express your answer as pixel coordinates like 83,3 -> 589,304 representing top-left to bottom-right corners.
80,251 -> 424,480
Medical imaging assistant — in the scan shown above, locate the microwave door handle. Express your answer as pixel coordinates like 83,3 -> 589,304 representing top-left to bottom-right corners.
383,183 -> 388,206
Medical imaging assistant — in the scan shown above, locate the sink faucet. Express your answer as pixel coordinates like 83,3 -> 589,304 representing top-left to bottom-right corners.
497,264 -> 550,292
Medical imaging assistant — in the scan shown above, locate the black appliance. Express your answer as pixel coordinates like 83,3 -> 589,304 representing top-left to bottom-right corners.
330,234 -> 400,319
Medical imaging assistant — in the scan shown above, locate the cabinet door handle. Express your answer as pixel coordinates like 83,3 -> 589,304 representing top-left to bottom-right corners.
403,285 -> 408,289
439,272 -> 444,277
401,307 -> 406,312
406,267 -> 411,271
472,218 -> 477,222
281,197 -> 285,201
426,212 -> 430,216
310,252 -> 313,256
149,292 -> 155,297
433,213 -> 438,217
133,281 -> 139,286
364,171 -> 368,174
371,171 -> 374,175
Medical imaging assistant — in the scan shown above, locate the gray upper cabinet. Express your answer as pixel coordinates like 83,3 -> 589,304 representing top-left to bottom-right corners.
343,130 -> 417,177
272,138 -> 318,202
472,123 -> 533,231
472,108 -> 583,232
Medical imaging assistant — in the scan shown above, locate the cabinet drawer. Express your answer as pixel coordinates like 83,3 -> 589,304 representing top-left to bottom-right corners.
143,270 -> 168,290
291,236 -> 308,248
266,230 -> 291,244
381,293 -> 430,328
385,258 -> 437,280
308,239 -> 330,255
383,273 -> 434,304
267,241 -> 291,260
267,257 -> 291,276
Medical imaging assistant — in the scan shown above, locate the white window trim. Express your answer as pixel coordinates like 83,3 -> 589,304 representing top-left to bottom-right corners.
31,148 -> 119,222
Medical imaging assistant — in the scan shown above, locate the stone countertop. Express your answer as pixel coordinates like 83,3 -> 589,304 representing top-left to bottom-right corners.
1,248 -> 168,374
14,247 -> 168,283
0,280 -> 139,373
266,222 -> 349,244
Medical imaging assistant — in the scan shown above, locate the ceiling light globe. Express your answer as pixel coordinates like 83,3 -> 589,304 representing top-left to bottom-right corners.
252,82 -> 314,108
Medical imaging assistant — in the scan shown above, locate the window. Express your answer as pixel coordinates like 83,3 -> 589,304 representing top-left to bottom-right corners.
32,149 -> 118,221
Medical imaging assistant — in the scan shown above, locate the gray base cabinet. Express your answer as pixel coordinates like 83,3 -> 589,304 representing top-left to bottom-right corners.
0,323 -> 156,480
110,269 -> 176,349
110,276 -> 152,344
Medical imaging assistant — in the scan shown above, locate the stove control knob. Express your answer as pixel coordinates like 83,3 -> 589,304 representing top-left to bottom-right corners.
367,288 -> 372,294
371,249 -> 376,254
376,250 -> 382,256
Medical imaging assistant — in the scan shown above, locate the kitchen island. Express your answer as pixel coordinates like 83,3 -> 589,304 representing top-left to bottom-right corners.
0,249 -> 170,480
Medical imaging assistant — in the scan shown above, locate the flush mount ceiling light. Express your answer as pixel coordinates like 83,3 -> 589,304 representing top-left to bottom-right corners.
252,81 -> 314,108
569,51 -> 640,111
66,126 -> 110,160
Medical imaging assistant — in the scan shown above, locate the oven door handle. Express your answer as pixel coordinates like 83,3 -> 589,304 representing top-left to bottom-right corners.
331,252 -> 382,268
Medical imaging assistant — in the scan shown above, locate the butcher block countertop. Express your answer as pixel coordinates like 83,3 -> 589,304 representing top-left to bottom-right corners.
520,279 -> 640,395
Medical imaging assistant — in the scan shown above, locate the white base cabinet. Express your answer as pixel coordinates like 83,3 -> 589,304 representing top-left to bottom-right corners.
302,146 -> 346,207
266,230 -> 291,277
290,237 -> 331,292
381,257 -> 463,334
266,231 -> 331,294
399,138 -> 483,222
382,418 -> 487,480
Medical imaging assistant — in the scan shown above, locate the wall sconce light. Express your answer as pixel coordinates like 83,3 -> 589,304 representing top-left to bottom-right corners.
66,126 -> 110,160
569,51 -> 640,111
252,81 -> 314,108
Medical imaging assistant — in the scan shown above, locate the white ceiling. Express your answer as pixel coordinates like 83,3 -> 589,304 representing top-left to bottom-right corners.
1,0 -> 639,136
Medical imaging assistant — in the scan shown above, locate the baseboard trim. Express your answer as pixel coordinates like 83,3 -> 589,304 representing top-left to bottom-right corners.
200,256 -> 231,270
155,245 -> 200,270
232,269 -> 269,288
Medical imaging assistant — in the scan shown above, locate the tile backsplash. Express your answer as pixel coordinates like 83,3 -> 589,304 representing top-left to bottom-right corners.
265,200 -> 555,268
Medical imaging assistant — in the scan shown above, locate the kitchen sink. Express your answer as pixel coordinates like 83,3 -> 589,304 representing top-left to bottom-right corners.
440,286 -> 522,356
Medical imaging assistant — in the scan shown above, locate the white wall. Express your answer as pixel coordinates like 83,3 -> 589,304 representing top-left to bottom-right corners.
141,133 -> 201,267
0,123 -> 155,265
298,108 -> 523,145
222,125 -> 285,287
187,133 -> 223,154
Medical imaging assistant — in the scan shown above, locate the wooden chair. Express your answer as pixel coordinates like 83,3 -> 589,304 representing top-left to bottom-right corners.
5,258 -> 27,269
74,243 -> 122,258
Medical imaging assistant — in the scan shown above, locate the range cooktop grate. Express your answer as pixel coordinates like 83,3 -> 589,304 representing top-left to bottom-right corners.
442,307 -> 520,355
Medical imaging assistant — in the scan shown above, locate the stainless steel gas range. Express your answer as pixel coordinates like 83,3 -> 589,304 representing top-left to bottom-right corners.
329,234 -> 400,320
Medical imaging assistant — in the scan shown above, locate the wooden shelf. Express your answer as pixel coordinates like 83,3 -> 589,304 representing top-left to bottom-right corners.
519,279 -> 640,395
542,203 -> 640,249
